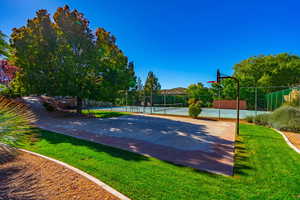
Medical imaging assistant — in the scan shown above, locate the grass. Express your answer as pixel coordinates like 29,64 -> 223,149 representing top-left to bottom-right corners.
82,109 -> 131,118
15,124 -> 300,200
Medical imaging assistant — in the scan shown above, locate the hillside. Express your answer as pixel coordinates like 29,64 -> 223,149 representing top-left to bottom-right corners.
160,87 -> 187,95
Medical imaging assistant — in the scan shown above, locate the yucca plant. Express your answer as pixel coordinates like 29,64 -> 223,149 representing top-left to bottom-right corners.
0,96 -> 36,163
284,89 -> 300,107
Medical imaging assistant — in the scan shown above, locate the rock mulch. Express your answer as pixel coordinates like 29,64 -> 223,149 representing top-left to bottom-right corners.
283,131 -> 300,151
0,151 -> 120,200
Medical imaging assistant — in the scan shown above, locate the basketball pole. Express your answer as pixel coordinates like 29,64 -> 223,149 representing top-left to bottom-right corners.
218,85 -> 221,120
217,69 -> 240,136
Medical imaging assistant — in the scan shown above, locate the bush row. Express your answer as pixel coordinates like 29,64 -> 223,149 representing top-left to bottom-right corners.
246,105 -> 300,132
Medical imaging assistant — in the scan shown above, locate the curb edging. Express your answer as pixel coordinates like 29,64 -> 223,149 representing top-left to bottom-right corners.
20,149 -> 131,200
273,129 -> 300,154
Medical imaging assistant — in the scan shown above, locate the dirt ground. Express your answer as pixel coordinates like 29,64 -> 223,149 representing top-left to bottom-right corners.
0,151 -> 120,200
283,131 -> 300,150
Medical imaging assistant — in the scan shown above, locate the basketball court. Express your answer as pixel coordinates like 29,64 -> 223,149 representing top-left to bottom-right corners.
25,97 -> 236,175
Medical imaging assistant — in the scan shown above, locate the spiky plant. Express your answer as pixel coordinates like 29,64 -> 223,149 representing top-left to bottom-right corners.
0,96 -> 36,163
284,89 -> 300,107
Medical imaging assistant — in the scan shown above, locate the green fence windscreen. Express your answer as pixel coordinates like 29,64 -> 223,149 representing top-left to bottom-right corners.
265,88 -> 293,111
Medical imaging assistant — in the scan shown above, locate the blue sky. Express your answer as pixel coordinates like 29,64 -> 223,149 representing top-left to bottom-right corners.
1,0 -> 300,89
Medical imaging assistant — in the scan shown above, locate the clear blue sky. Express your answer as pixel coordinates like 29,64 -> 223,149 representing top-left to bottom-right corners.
1,0 -> 300,89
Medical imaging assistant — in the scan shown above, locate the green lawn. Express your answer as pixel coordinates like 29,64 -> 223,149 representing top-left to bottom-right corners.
82,109 -> 131,118
17,124 -> 300,200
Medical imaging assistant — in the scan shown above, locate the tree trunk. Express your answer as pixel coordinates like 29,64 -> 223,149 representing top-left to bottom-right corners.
76,96 -> 82,114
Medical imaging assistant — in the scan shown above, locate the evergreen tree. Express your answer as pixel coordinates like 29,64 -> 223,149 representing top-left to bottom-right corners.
144,71 -> 161,96
144,71 -> 161,105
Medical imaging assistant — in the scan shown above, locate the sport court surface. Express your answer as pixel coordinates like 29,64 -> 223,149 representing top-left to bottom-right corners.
25,97 -> 236,175
93,106 -> 269,119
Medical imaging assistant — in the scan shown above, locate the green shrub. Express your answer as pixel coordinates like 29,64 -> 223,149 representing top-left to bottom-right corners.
253,113 -> 270,126
245,115 -> 254,123
43,102 -> 56,112
248,106 -> 300,132
188,98 -> 197,105
188,101 -> 202,118
268,105 -> 300,132
246,113 -> 271,126
206,102 -> 213,108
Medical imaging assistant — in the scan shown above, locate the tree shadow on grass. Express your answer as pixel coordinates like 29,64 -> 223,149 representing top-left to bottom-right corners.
28,127 -> 150,162
160,158 -> 226,178
83,110 -> 130,118
26,126 -> 236,176
233,139 -> 253,176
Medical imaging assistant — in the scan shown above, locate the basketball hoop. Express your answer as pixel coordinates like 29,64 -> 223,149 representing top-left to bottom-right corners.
215,69 -> 240,135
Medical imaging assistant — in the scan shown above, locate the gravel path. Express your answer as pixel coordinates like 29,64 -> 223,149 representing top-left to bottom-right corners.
23,96 -> 236,175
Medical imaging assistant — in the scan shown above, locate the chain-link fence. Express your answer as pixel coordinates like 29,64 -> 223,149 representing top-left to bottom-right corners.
82,86 -> 300,119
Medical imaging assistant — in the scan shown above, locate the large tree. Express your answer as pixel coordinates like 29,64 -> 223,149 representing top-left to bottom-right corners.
187,82 -> 212,107
11,5 -> 134,113
211,53 -> 300,109
126,61 -> 137,91
233,53 -> 300,89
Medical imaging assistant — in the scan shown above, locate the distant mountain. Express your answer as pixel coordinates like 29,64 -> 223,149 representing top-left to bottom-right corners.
160,87 -> 187,95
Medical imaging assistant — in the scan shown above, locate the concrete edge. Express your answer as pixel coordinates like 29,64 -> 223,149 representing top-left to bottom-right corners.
273,129 -> 300,154
19,149 -> 131,200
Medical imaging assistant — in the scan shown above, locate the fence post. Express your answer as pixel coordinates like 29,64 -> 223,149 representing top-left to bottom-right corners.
255,87 -> 258,116
299,87 -> 300,107
271,93 -> 273,111
265,95 -> 269,111
276,92 -> 278,110
281,90 -> 284,106
150,89 -> 153,114
125,91 -> 128,112
143,95 -> 146,113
